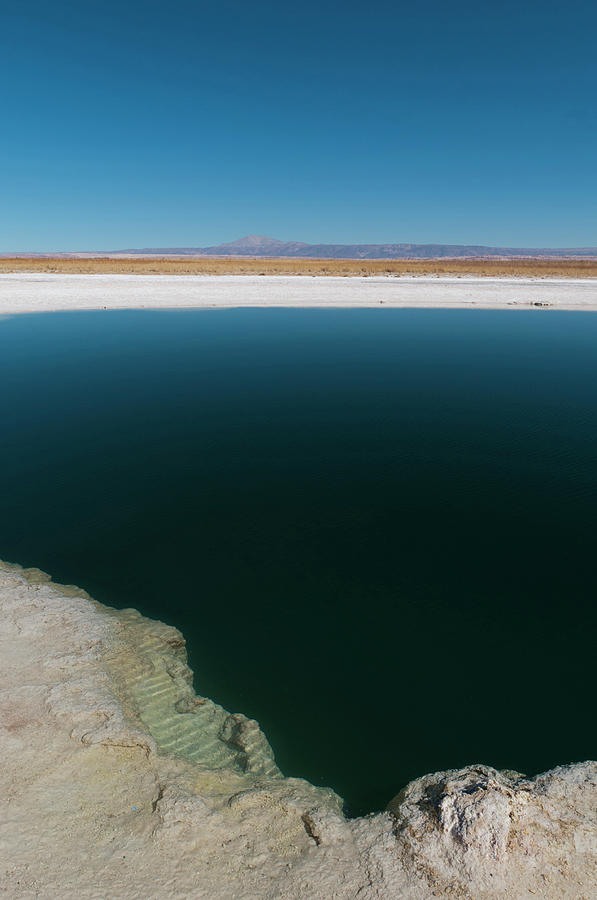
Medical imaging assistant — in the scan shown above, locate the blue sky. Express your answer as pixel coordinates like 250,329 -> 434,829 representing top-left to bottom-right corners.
2,0 -> 596,250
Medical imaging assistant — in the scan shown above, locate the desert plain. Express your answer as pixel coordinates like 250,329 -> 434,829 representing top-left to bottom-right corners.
2,255 -> 597,278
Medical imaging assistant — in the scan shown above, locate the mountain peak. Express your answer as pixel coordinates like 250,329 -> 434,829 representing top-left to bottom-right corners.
202,235 -> 311,255
228,235 -> 279,247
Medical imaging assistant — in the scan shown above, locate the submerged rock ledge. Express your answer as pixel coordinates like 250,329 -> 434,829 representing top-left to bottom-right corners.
1,560 -> 595,899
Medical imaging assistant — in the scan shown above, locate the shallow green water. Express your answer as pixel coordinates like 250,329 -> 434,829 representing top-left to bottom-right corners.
1,308 -> 595,815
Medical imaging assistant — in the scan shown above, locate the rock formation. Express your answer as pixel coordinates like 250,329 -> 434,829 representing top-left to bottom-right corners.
1,560 -> 595,898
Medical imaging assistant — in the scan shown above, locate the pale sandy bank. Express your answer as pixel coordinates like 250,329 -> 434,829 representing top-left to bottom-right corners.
1,560 -> 595,899
0,272 -> 596,313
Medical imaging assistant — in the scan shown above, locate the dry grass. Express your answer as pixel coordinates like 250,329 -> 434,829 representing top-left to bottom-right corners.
1,256 -> 597,278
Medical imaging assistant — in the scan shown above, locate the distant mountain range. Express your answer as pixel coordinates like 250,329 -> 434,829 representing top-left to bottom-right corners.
114,235 -> 597,259
4,235 -> 597,259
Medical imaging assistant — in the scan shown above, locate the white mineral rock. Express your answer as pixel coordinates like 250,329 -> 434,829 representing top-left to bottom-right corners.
1,560 -> 595,898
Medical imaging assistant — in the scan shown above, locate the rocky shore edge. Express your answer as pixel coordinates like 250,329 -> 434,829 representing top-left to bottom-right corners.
1,559 -> 595,898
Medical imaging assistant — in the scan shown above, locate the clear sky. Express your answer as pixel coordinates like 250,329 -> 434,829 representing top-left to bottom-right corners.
2,0 -> 596,250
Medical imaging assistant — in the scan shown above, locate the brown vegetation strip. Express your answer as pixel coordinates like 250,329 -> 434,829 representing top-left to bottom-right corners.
2,257 -> 597,278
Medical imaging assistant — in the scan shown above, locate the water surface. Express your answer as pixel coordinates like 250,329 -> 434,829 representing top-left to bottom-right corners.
1,308 -> 595,815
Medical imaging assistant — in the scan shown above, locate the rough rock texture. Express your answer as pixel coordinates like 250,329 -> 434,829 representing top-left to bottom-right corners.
0,560 -> 595,899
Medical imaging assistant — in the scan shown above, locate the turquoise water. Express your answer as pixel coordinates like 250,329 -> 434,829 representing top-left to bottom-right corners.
1,308 -> 596,815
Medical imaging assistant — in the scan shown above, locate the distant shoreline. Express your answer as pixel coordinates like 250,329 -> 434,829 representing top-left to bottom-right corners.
1,272 -> 596,314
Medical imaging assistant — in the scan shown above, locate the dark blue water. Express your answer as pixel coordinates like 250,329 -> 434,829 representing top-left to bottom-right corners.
1,308 -> 595,815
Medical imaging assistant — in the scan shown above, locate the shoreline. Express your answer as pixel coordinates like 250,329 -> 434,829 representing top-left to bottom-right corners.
1,272 -> 597,314
1,558 -> 595,898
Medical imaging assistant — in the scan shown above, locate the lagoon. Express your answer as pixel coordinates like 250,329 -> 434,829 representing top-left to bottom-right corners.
1,307 -> 595,815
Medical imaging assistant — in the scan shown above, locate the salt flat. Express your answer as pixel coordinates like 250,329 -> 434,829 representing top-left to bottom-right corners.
0,272 -> 596,313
